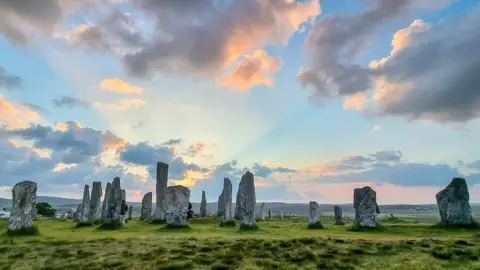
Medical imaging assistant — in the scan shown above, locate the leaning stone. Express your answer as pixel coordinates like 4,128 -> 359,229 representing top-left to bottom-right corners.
101,182 -> 111,221
334,205 -> 345,225
354,186 -> 380,228
101,177 -> 124,229
128,205 -> 133,220
165,185 -> 190,228
77,185 -> 91,225
258,202 -> 266,221
141,192 -> 152,220
200,190 -> 207,217
307,201 -> 323,229
236,171 -> 257,229
436,177 -> 474,226
8,181 -> 37,234
220,178 -> 235,227
154,162 -> 168,222
89,182 -> 102,223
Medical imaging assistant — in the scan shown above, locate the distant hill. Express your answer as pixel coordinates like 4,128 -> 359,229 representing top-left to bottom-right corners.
0,196 -> 82,208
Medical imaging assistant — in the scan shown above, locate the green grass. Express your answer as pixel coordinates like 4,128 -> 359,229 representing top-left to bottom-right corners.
2,217 -> 480,269
306,221 -> 324,229
219,220 -> 236,227
4,226 -> 39,236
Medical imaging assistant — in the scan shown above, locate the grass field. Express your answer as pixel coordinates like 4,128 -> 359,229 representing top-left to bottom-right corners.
2,217 -> 480,269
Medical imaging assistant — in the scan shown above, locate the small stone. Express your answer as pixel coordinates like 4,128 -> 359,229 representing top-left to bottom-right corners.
334,205 -> 344,225
8,181 -> 37,232
268,209 -> 272,221
354,186 -> 380,228
436,177 -> 474,225
154,162 -> 168,221
165,185 -> 190,227
258,202 -> 266,221
141,192 -> 152,220
200,190 -> 207,217
128,205 -> 133,220
235,171 -> 257,228
280,210 -> 284,220
307,201 -> 323,229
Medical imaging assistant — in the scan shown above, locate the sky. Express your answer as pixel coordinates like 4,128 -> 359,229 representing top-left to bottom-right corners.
1,0 -> 480,204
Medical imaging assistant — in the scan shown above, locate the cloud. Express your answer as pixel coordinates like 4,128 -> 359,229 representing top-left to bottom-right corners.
21,102 -> 47,114
99,78 -> 143,94
467,161 -> 480,170
343,93 -> 365,110
370,125 -> 383,133
252,162 -> 298,178
185,142 -> 207,157
53,95 -> 91,108
299,0 -> 480,123
219,50 -> 283,91
0,95 -> 42,128
0,66 -> 22,90
161,139 -> 183,146
93,98 -> 146,111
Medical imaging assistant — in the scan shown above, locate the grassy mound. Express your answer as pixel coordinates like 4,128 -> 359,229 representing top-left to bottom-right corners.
306,221 -> 324,229
4,226 -> 39,236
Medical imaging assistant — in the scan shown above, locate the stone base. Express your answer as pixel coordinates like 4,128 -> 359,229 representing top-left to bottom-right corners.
98,222 -> 124,230
219,220 -> 236,227
306,221 -> 324,229
5,226 -> 39,236
239,224 -> 259,231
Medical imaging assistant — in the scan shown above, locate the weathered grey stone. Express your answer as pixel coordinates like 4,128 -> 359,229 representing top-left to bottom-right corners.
280,210 -> 284,220
165,185 -> 190,227
104,177 -> 124,226
154,162 -> 168,221
258,202 -> 266,221
89,182 -> 102,223
235,171 -> 257,227
354,186 -> 380,228
334,205 -> 344,225
268,209 -> 272,221
217,192 -> 224,216
78,185 -> 91,224
75,203 -> 81,221
221,178 -> 233,224
101,182 -> 111,221
307,201 -> 320,227
121,189 -> 126,202
8,181 -> 37,231
141,192 -> 152,220
128,205 -> 133,220
436,177 -> 474,225
200,190 -> 207,217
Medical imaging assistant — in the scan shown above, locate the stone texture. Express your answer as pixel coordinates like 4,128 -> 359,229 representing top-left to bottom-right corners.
280,210 -> 284,220
104,177 -> 124,226
128,205 -> 133,220
78,185 -> 91,224
75,203 -> 81,221
8,181 -> 37,231
154,162 -> 168,221
101,182 -> 111,221
308,201 -> 320,226
258,202 -> 266,221
89,182 -> 102,223
334,205 -> 344,225
354,186 -> 380,228
141,192 -> 152,220
222,178 -> 233,223
235,171 -> 257,227
165,185 -> 190,227
217,192 -> 224,216
200,190 -> 207,217
436,177 -> 474,225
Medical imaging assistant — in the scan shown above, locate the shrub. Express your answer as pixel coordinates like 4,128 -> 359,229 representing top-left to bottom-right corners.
36,202 -> 56,218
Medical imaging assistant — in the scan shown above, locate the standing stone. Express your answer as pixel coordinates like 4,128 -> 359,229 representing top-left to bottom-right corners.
307,201 -> 323,229
89,182 -> 102,223
101,182 -> 111,221
154,162 -> 168,221
78,185 -> 91,224
75,203 -> 81,221
235,171 -> 257,228
200,190 -> 207,217
217,192 -> 224,216
258,202 -> 266,221
8,181 -> 37,232
165,185 -> 190,227
128,205 -> 133,220
354,186 -> 380,228
141,192 -> 153,220
436,177 -> 474,225
268,209 -> 272,221
103,177 -> 124,227
221,178 -> 234,225
280,210 -> 284,220
334,205 -> 344,225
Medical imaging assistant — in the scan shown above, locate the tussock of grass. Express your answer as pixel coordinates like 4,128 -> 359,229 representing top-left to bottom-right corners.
97,222 -> 123,230
238,224 -> 259,231
347,223 -> 386,232
5,226 -> 39,236
219,220 -> 236,227
306,221 -> 324,229
164,224 -> 190,229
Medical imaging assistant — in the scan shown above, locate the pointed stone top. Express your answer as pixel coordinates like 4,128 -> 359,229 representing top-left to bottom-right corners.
15,180 -> 36,187
245,171 -> 253,177
106,182 -> 112,188
224,177 -> 230,181
449,177 -> 467,186
114,177 -> 120,181
157,161 -> 169,168
202,190 -> 206,195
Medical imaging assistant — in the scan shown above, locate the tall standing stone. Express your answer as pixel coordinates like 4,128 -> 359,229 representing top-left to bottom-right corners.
217,192 -> 224,216
89,182 -> 102,223
103,177 -> 124,227
307,201 -> 323,229
78,185 -> 91,224
200,190 -> 207,217
235,171 -> 257,228
141,192 -> 152,220
334,205 -> 344,225
436,178 -> 474,225
221,178 -> 234,226
8,181 -> 37,232
101,182 -> 111,221
165,185 -> 190,227
154,162 -> 168,221
75,203 -> 81,221
354,186 -> 380,228
128,205 -> 133,220
258,202 -> 266,221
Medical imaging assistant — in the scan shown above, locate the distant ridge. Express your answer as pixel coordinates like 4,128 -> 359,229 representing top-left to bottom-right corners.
0,196 -> 81,206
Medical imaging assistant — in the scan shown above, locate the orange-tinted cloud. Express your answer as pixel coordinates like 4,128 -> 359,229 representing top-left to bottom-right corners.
343,92 -> 365,110
99,78 -> 143,94
94,98 -> 146,111
0,95 -> 41,128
